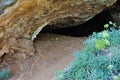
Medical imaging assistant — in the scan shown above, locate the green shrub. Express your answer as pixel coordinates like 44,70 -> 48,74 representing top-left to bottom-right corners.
95,39 -> 107,50
0,68 -> 12,80
55,26 -> 120,80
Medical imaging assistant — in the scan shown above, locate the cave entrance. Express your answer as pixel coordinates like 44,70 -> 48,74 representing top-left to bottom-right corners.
39,10 -> 114,37
32,10 -> 115,80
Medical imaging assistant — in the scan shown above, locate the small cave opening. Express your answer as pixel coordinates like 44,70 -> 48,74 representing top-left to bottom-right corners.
40,10 -> 114,37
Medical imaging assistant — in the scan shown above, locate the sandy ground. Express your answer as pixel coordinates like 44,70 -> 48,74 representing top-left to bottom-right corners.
8,33 -> 86,80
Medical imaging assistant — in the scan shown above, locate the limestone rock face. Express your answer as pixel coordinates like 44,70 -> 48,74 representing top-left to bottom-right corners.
0,0 -> 116,57
110,0 -> 120,26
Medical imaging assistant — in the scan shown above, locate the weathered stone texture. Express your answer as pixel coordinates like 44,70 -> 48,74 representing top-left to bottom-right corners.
0,0 -> 116,57
110,0 -> 120,26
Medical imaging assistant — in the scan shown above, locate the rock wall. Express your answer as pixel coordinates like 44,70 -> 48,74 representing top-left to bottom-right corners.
109,0 -> 120,26
0,0 -> 116,57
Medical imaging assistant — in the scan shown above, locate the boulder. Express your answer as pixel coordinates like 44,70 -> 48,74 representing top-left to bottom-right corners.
0,0 -> 116,57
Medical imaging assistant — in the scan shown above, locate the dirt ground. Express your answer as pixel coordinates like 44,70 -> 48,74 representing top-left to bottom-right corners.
1,33 -> 86,80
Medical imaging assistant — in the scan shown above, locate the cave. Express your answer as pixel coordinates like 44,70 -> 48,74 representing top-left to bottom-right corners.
0,0 -> 120,80
40,10 -> 114,37
30,10 -> 116,80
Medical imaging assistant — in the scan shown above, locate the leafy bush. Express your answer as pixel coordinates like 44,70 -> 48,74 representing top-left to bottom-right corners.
0,68 -> 12,80
55,22 -> 120,80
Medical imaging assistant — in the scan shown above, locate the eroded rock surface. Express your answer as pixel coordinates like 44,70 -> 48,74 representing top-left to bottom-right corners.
0,0 -> 116,57
110,0 -> 120,26
0,0 -> 16,14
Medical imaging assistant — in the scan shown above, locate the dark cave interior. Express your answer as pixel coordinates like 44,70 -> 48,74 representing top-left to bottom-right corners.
41,10 -> 114,37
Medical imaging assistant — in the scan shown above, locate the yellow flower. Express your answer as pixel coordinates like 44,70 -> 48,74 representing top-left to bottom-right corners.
104,24 -> 109,28
113,76 -> 120,80
107,65 -> 113,70
105,39 -> 110,46
102,31 -> 109,38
